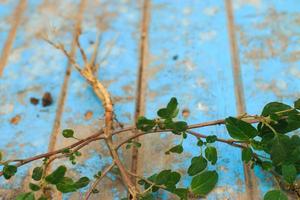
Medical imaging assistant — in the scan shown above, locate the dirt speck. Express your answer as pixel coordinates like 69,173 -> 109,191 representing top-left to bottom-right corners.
182,108 -> 190,118
172,55 -> 178,60
30,97 -> 39,105
10,115 -> 21,125
42,92 -> 53,107
84,110 -> 93,120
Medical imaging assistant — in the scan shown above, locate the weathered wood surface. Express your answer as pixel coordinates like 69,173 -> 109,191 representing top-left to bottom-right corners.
0,0 -> 299,199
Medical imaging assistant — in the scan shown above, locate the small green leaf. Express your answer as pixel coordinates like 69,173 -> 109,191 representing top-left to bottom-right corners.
168,145 -> 183,154
225,117 -> 258,140
155,170 -> 180,189
261,161 -> 273,171
190,170 -> 218,196
29,183 -> 40,191
206,135 -> 217,143
56,177 -> 76,193
74,177 -> 90,189
173,188 -> 188,200
172,121 -> 188,134
157,108 -> 170,119
242,147 -> 253,163
188,156 -> 207,176
136,116 -> 156,132
125,144 -> 132,149
205,146 -> 217,165
197,139 -> 204,146
157,97 -> 179,119
3,165 -> 17,179
0,151 -> 2,161
62,129 -> 74,138
45,165 -> 67,184
92,189 -> 99,193
132,141 -> 142,148
282,164 -> 297,184
264,190 -> 288,200
295,98 -> 300,109
167,97 -> 178,116
97,171 -> 102,177
261,102 -> 294,117
32,167 -> 43,181
16,192 -> 35,200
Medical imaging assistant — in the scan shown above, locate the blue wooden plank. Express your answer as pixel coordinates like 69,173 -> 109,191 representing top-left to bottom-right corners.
233,0 -> 300,196
0,0 -> 79,194
53,1 -> 142,199
142,1 -> 247,199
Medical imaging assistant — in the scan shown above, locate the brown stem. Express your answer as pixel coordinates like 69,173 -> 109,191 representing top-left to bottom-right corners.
84,163 -> 115,200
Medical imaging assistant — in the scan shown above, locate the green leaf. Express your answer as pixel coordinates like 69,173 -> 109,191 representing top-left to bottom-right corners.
190,170 -> 218,196
197,139 -> 204,146
157,97 -> 179,119
62,129 -> 74,138
92,189 -> 99,193
173,188 -> 188,200
205,146 -> 217,165
74,177 -> 90,189
261,102 -> 295,117
242,147 -> 253,163
155,170 -> 181,190
0,151 -> 2,161
270,135 -> 289,166
188,156 -> 207,176
225,117 -> 258,140
136,116 -> 156,132
168,145 -> 183,154
263,190 -> 288,200
282,164 -> 296,184
206,135 -> 217,143
3,165 -> 17,179
132,141 -> 142,148
16,192 -> 35,200
29,183 -> 40,191
32,167 -> 43,181
167,97 -> 178,117
172,121 -> 188,134
261,161 -> 273,171
56,177 -> 76,193
295,98 -> 300,109
45,165 -> 67,184
157,108 -> 170,119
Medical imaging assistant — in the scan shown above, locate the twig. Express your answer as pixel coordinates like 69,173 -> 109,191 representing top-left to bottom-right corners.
84,163 -> 115,200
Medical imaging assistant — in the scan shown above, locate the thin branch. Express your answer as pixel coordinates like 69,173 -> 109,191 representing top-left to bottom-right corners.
84,162 -> 115,200
0,114 -> 261,177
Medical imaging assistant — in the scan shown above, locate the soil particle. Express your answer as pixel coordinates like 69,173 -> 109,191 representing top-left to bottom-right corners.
84,110 -> 93,120
42,92 -> 53,107
10,115 -> 21,125
30,97 -> 39,105
182,108 -> 190,118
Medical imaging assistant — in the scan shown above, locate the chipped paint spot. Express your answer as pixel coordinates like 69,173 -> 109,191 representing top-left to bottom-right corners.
0,103 -> 14,114
197,102 -> 209,113
199,30 -> 217,42
203,6 -> 219,16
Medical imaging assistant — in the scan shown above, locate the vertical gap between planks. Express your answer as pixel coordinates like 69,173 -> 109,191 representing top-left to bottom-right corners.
131,0 -> 151,185
225,0 -> 260,199
45,0 -> 87,198
0,0 -> 27,77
